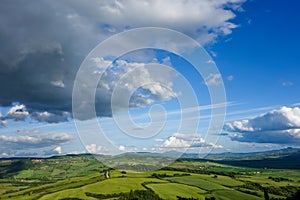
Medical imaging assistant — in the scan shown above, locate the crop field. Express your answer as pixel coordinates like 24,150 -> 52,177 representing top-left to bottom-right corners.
212,190 -> 262,200
147,183 -> 206,200
166,176 -> 231,190
0,155 -> 299,199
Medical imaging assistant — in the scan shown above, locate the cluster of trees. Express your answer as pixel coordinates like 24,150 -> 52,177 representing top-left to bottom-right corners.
264,186 -> 299,197
176,196 -> 199,200
286,190 -> 300,200
86,189 -> 162,200
161,166 -> 237,178
150,173 -> 190,179
175,196 -> 215,200
268,176 -> 293,182
85,192 -> 119,199
205,197 -> 216,200
242,181 -> 300,200
267,190 -> 300,200
0,160 -> 33,179
118,189 -> 162,200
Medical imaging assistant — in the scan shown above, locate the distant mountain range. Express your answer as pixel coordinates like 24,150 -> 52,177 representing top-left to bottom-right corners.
183,147 -> 300,160
135,147 -> 300,160
180,147 -> 300,169
1,147 -> 299,169
2,147 -> 299,161
135,147 -> 300,169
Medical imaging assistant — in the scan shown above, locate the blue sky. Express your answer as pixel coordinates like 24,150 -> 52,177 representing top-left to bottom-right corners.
0,0 -> 299,157
213,0 -> 300,107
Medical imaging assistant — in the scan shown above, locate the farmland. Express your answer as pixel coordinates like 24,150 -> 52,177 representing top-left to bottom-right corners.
0,153 -> 299,200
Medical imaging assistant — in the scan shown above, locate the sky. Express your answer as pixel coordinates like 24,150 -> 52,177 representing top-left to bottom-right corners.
0,0 -> 299,157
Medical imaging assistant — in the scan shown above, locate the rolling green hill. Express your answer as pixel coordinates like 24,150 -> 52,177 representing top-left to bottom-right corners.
0,151 -> 299,200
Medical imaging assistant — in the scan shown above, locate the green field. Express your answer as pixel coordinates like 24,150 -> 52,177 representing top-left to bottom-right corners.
0,154 -> 299,200
40,177 -> 167,200
147,183 -> 206,200
212,190 -> 262,200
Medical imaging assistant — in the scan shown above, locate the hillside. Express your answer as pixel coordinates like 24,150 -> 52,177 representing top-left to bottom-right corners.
0,151 -> 300,199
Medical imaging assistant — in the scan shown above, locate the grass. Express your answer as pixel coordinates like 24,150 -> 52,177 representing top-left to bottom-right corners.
13,169 -> 34,179
166,176 -> 230,191
193,174 -> 244,187
79,177 -> 166,194
239,176 -> 300,187
147,182 -> 206,200
0,173 -> 104,200
0,184 -> 26,195
237,188 -> 286,199
255,169 -> 300,181
1,155 -> 299,200
39,177 -> 167,200
213,190 -> 263,200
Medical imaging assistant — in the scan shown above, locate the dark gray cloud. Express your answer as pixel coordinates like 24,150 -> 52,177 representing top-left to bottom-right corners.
0,0 -> 245,122
0,1 -> 98,116
0,111 -> 6,126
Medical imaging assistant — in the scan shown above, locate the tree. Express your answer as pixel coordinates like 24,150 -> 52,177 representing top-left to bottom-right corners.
264,188 -> 270,200
286,190 -> 300,200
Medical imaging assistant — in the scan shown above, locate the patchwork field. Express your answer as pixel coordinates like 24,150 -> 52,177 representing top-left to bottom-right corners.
0,154 -> 299,199
147,182 -> 206,200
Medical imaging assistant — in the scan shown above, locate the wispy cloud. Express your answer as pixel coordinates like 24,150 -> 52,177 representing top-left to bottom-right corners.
129,101 -> 236,122
282,81 -> 294,87
227,75 -> 234,81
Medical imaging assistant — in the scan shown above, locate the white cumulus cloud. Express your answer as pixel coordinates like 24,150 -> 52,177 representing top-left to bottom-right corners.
225,106 -> 300,143
94,57 -> 178,109
163,136 -> 190,148
31,111 -> 70,123
204,73 -> 223,86
6,104 -> 29,121
119,145 -> 126,151
50,80 -> 65,88
162,132 -> 223,149
86,144 -> 108,154
44,146 -> 62,155
96,0 -> 245,44
0,132 -> 73,149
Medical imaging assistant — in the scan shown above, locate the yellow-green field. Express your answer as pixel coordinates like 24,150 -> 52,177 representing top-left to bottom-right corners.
147,182 -> 206,200
0,155 -> 299,199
